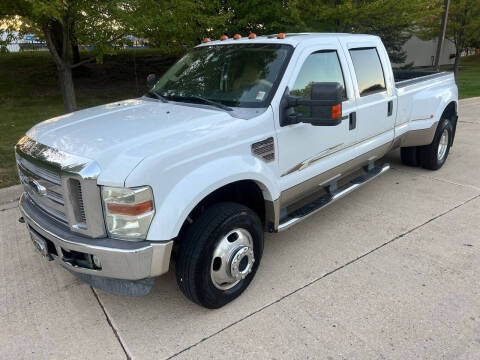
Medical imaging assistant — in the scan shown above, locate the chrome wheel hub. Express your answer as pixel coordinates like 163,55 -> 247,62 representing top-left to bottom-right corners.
230,246 -> 255,281
210,228 -> 255,290
437,129 -> 449,161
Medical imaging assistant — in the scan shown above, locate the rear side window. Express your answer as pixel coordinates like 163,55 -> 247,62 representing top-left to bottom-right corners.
349,48 -> 386,96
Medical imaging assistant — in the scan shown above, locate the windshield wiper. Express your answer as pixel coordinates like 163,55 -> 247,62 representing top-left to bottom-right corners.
181,96 -> 233,112
147,90 -> 168,103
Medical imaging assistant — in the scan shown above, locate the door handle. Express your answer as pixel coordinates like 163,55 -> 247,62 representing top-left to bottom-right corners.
349,112 -> 356,130
387,100 -> 393,116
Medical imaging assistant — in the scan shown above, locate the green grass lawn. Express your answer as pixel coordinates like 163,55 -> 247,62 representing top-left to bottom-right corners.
0,51 -> 479,189
456,54 -> 480,99
0,49 -> 177,188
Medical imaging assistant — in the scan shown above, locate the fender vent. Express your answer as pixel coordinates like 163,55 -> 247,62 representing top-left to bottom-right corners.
251,137 -> 275,162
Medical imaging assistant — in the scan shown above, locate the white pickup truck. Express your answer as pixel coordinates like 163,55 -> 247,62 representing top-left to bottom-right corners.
16,33 -> 458,308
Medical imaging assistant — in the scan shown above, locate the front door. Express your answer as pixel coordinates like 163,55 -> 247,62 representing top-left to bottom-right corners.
275,43 -> 357,196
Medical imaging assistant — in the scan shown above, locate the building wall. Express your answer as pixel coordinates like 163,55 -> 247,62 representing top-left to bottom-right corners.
1,31 -> 19,52
396,35 -> 456,67
1,31 -> 47,52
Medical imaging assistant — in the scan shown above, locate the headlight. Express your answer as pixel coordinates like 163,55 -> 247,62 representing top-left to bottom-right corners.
101,186 -> 155,241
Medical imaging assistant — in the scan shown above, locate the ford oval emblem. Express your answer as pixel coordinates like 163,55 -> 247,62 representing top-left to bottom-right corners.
28,178 -> 47,196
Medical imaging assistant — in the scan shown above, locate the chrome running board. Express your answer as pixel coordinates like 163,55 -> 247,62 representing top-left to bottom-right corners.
278,163 -> 390,231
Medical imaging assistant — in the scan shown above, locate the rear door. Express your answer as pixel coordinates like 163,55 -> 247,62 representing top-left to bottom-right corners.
339,39 -> 396,156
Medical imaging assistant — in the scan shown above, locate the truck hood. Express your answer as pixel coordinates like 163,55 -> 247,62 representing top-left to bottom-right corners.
26,98 -> 244,185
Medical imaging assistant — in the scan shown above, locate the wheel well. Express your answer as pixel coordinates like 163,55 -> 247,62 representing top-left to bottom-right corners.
442,101 -> 457,121
177,180 -> 266,242
441,101 -> 458,144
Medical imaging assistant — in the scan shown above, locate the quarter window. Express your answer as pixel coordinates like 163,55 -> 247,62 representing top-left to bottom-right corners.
291,51 -> 346,116
349,47 -> 386,96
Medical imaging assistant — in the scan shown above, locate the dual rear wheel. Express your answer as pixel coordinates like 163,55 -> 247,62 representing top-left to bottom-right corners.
400,117 -> 454,170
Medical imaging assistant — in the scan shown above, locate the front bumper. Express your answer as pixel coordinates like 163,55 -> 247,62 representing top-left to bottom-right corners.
19,193 -> 173,281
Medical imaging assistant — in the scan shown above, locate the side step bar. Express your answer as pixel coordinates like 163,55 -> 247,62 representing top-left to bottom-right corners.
278,163 -> 390,231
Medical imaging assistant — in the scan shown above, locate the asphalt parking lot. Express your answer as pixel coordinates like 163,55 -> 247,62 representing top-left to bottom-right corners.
1,97 -> 479,359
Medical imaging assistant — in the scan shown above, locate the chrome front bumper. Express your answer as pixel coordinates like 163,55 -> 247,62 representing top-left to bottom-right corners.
19,194 -> 173,281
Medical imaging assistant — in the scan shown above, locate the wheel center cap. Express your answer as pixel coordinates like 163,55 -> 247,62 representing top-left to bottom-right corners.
230,246 -> 255,280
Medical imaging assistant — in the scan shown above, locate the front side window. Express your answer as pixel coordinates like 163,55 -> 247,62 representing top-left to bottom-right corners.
349,48 -> 386,96
152,44 -> 293,108
290,50 -> 346,116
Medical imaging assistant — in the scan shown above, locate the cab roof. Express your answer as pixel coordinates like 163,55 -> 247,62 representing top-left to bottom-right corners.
196,32 -> 379,48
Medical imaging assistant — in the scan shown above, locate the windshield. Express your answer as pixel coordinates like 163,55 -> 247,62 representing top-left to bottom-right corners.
152,44 -> 293,108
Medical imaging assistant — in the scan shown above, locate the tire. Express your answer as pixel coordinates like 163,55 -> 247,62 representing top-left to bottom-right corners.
175,202 -> 264,309
419,118 -> 453,170
400,146 -> 420,167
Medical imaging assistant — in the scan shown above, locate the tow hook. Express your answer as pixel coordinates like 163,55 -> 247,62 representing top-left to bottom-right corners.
18,216 -> 25,223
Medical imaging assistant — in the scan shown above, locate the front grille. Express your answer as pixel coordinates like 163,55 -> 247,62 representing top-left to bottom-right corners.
16,155 -> 61,185
16,136 -> 106,238
16,155 -> 68,224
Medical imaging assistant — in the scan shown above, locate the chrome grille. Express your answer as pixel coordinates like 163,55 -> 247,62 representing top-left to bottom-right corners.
16,155 -> 68,224
16,155 -> 62,185
15,136 -> 106,238
251,137 -> 275,162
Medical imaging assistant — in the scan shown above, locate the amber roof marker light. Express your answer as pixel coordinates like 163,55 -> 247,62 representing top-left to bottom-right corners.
248,33 -> 256,39
277,33 -> 286,39
202,38 -> 211,43
233,34 -> 242,40
220,35 -> 228,41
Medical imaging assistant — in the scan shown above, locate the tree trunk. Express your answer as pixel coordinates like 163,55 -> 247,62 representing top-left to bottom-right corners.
434,0 -> 450,71
58,67 -> 77,113
72,43 -> 80,64
453,48 -> 461,82
43,20 -> 78,113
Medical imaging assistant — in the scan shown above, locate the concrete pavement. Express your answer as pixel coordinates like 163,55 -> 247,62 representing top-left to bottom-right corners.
1,98 -> 479,359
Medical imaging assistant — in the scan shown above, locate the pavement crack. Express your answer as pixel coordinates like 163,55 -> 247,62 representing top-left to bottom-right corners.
0,203 -> 19,212
91,287 -> 131,360
167,193 -> 480,359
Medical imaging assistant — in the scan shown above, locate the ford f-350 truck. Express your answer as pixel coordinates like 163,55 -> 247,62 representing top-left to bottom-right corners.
16,33 -> 458,308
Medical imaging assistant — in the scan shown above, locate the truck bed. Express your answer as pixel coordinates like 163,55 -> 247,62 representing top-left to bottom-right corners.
393,70 -> 452,88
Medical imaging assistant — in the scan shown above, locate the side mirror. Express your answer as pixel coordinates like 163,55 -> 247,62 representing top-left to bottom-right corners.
281,82 -> 344,127
147,73 -> 157,90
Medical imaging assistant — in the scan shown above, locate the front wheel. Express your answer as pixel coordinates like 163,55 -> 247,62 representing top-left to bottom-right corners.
175,202 -> 263,308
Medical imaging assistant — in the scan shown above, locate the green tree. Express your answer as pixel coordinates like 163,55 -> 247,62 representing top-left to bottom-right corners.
220,0 -> 303,35
0,0 -> 230,112
346,0 -> 429,65
297,0 -> 433,65
418,0 -> 480,78
0,0 -> 136,112
126,0 -> 229,53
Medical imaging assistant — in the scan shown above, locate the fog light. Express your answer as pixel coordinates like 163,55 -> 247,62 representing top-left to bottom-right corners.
92,254 -> 102,269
